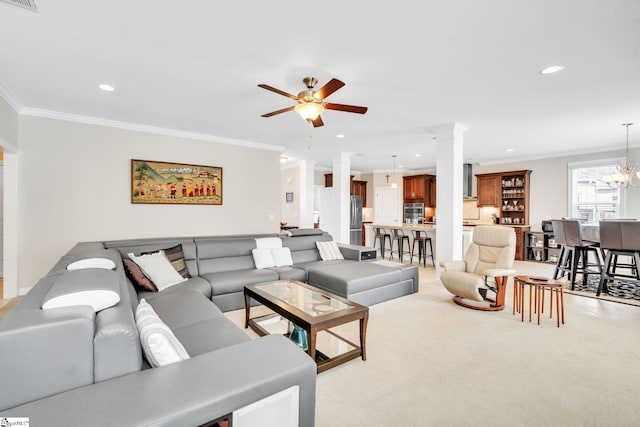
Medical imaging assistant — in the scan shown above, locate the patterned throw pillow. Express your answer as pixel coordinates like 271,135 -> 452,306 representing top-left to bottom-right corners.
316,241 -> 344,261
135,298 -> 190,367
123,258 -> 158,292
142,244 -> 191,279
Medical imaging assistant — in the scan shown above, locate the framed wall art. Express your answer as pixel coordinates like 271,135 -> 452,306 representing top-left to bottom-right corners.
131,159 -> 223,205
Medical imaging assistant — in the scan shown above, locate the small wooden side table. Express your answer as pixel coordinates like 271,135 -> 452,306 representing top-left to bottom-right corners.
514,275 -> 566,327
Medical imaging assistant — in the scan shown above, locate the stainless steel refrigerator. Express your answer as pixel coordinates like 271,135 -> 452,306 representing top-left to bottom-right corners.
350,195 -> 363,245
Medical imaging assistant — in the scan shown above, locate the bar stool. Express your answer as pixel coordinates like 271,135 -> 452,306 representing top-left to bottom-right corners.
373,227 -> 392,259
597,220 -> 640,296
552,219 -> 602,290
389,228 -> 410,262
410,229 -> 434,267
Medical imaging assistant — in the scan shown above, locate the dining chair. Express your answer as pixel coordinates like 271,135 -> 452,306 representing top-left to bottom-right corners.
597,221 -> 640,296
551,219 -> 602,290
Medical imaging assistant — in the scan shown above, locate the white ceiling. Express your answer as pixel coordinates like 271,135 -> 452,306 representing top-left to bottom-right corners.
1,0 -> 639,172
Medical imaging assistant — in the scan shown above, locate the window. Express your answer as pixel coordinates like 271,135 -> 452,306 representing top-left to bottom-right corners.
569,160 -> 623,223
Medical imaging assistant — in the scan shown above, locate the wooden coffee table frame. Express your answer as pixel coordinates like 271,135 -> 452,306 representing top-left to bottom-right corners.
244,280 -> 369,373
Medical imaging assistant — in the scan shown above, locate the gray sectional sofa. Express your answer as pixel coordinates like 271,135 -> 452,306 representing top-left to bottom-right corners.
0,229 -> 418,426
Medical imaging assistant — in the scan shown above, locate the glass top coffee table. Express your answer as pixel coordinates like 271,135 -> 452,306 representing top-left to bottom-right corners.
244,279 -> 369,373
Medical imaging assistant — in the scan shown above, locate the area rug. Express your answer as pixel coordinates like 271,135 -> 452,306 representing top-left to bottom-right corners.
562,276 -> 640,307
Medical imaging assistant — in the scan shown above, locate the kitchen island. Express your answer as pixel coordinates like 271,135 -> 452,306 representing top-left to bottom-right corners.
364,223 -> 529,263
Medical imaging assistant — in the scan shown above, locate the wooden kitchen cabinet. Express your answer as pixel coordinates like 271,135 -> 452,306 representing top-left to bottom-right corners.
512,226 -> 530,261
403,176 -> 425,200
476,170 -> 532,260
476,173 -> 501,206
351,180 -> 367,206
403,174 -> 436,207
324,174 -> 367,206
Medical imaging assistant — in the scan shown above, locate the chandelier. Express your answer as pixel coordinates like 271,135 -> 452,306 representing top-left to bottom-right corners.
603,123 -> 638,188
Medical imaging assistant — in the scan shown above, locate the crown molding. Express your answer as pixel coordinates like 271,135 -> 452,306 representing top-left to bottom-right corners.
17,106 -> 285,152
0,81 -> 24,112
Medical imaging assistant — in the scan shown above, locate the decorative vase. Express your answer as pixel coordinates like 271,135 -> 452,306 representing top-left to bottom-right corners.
288,322 -> 308,351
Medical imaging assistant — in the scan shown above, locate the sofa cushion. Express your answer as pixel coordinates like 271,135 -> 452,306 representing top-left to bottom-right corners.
316,241 -> 344,261
172,317 -> 250,357
59,248 -> 121,272
272,247 -> 293,267
104,237 -> 198,276
268,266 -> 307,282
142,244 -> 191,279
136,299 -> 190,367
128,251 -> 187,291
202,269 -> 279,296
145,291 -> 224,329
123,258 -> 158,292
252,248 -> 276,269
67,258 -> 116,271
137,276 -> 212,301
145,290 -> 249,356
42,269 -> 120,312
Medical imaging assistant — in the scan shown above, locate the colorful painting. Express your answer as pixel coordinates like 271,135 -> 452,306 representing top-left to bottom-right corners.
131,159 -> 222,205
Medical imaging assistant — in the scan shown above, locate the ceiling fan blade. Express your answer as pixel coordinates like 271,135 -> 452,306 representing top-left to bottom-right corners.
325,103 -> 368,114
315,78 -> 345,100
261,106 -> 295,117
311,115 -> 324,127
257,84 -> 299,101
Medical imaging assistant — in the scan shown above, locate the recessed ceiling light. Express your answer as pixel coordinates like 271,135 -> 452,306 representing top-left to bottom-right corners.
506,148 -> 515,152
415,154 -> 422,157
539,65 -> 564,75
336,134 -> 345,139
98,83 -> 115,92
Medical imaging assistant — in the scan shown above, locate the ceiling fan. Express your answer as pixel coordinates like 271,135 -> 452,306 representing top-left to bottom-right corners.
258,77 -> 368,127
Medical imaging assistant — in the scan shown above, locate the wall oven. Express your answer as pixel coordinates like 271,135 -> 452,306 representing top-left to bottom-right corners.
404,203 -> 424,224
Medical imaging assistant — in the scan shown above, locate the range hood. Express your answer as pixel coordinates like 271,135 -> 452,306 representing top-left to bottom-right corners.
463,163 -> 474,199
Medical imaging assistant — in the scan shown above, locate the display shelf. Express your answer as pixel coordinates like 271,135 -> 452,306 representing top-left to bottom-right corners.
524,231 -> 560,263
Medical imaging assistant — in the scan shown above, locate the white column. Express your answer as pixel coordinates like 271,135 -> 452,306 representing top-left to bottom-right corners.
297,159 -> 315,228
332,152 -> 353,243
434,122 -> 469,275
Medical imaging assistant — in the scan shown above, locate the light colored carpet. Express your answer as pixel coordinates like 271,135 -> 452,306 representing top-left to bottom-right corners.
225,260 -> 640,427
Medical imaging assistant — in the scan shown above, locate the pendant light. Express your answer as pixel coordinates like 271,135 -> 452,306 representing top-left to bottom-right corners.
390,155 -> 398,188
603,123 -> 638,188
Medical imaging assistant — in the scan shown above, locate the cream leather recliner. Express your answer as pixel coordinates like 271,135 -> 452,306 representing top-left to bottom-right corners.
439,225 -> 517,311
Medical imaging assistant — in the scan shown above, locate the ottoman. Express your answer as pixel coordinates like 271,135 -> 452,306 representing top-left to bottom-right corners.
307,261 -> 418,306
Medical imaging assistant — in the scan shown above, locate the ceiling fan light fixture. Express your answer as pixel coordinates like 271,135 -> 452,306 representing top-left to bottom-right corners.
294,102 -> 325,121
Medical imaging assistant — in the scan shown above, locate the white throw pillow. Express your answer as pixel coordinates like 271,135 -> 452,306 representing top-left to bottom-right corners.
67,257 -> 116,270
316,241 -> 344,261
135,299 -> 190,368
252,248 -> 275,269
128,251 -> 187,291
255,237 -> 283,249
272,247 -> 293,267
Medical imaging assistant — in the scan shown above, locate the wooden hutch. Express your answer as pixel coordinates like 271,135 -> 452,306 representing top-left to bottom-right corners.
476,170 -> 532,260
